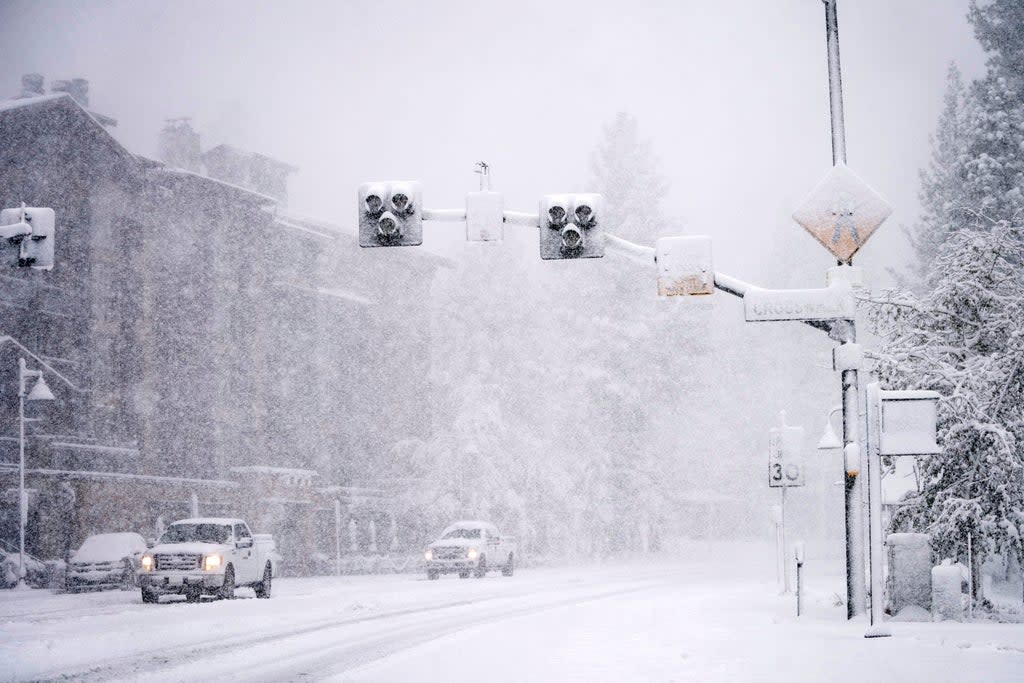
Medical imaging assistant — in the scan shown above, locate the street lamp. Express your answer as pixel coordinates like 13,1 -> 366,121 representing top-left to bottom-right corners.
16,357 -> 54,589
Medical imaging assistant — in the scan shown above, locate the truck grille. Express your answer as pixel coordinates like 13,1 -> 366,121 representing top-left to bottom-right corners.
433,546 -> 465,560
155,553 -> 201,570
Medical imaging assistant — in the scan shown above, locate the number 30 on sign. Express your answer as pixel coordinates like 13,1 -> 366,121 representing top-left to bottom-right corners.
768,426 -> 805,488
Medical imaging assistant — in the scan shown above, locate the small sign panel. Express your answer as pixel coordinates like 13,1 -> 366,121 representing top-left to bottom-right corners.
879,390 -> 941,456
466,191 -> 504,242
656,236 -> 714,296
769,425 -> 805,487
792,164 -> 892,263
745,282 -> 855,322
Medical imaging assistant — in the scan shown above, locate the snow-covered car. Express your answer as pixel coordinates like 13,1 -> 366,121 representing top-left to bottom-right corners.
65,532 -> 148,592
424,521 -> 516,580
138,517 -> 277,603
0,547 -> 48,589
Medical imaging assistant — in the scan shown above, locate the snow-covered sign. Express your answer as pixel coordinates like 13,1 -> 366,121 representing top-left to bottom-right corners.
466,191 -> 504,242
768,425 -> 805,487
792,163 -> 892,263
879,389 -> 941,456
655,235 -> 713,296
744,281 -> 854,322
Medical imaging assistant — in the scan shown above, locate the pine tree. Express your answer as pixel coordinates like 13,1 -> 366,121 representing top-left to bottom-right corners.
872,225 -> 1024,570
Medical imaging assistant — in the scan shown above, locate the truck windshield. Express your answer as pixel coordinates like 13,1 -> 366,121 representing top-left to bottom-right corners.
160,524 -> 231,544
442,528 -> 481,539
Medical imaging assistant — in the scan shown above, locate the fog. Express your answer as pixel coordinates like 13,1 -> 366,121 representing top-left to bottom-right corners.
0,1 -> 989,567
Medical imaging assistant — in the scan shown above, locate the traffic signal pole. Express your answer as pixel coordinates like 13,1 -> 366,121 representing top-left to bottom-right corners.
823,0 -> 866,619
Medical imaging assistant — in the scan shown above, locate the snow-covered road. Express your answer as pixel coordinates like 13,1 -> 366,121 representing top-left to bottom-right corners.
1,549 -> 1022,682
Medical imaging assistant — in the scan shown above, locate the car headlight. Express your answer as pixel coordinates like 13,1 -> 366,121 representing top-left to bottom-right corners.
203,554 -> 222,571
424,549 -> 433,561
467,548 -> 479,560
141,555 -> 154,571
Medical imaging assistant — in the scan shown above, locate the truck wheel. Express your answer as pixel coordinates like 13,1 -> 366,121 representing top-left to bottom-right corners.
141,588 -> 158,604
458,571 -> 470,579
474,557 -> 487,578
502,554 -> 514,577
254,563 -> 272,599
427,569 -> 440,580
218,565 -> 235,600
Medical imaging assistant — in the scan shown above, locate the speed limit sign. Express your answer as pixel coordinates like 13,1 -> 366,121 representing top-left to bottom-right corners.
769,425 -> 805,487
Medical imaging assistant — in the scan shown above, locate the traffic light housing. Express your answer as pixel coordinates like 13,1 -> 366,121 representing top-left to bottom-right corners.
539,194 -> 604,259
0,206 -> 55,270
358,181 -> 423,247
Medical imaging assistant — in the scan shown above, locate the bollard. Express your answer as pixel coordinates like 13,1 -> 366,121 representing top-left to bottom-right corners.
794,542 -> 805,617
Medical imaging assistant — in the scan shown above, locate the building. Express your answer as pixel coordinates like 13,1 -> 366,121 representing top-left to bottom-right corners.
0,77 -> 444,572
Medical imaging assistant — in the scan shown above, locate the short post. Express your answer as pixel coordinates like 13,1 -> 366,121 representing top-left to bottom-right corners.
795,542 -> 805,617
334,499 -> 342,577
967,532 -> 974,621
772,505 -> 784,593
781,487 -> 790,594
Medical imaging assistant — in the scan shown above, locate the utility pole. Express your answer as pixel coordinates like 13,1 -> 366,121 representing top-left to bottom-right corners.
823,0 -> 866,618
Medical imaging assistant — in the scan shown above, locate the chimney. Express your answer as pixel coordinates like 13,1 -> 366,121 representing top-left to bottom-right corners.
51,77 -> 89,107
159,118 -> 202,173
19,73 -> 45,98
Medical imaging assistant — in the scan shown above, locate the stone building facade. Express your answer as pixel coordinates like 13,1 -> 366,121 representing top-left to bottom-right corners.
0,78 -> 443,572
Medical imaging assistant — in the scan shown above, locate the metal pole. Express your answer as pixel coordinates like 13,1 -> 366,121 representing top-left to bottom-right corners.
781,486 -> 790,593
334,499 -> 342,577
967,532 -> 974,621
797,558 -> 803,616
17,359 -> 26,587
823,0 -> 847,167
842,361 -> 866,617
865,383 -> 891,636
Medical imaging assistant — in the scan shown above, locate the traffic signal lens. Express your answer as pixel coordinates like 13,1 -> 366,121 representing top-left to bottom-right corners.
574,204 -> 593,225
365,194 -> 384,214
561,224 -> 583,250
378,212 -> 400,238
548,205 -> 566,225
391,193 -> 410,213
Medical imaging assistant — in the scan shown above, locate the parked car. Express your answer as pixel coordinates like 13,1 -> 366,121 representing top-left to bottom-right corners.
138,517 -> 277,603
65,532 -> 148,592
0,546 -> 48,589
423,521 -> 516,580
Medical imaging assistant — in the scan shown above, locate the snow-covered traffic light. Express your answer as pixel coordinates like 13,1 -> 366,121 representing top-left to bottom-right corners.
358,181 -> 423,248
0,206 -> 55,270
539,193 -> 604,260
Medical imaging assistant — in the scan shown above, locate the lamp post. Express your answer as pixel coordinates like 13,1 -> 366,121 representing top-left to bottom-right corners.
16,357 -> 55,588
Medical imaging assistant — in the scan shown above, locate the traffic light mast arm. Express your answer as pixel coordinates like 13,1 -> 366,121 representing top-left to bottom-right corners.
421,209 -> 540,226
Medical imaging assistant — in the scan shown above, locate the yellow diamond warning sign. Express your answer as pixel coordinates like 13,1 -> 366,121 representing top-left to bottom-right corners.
792,164 -> 892,263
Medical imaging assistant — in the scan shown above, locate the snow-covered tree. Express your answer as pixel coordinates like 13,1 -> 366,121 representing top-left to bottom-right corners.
872,224 -> 1024,569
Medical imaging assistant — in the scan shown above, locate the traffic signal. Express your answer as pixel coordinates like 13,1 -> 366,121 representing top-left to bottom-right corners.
358,181 -> 423,247
539,193 -> 604,259
0,206 -> 55,270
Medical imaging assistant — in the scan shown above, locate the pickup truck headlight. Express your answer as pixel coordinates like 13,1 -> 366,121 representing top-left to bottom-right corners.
424,549 -> 433,561
203,554 -> 222,571
141,555 -> 154,571
467,548 -> 479,560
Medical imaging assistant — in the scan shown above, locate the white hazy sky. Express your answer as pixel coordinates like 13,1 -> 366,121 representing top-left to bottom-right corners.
0,0 -> 987,283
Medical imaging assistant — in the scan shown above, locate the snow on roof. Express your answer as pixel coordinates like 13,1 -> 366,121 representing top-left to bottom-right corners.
272,280 -> 373,306
75,532 -> 147,562
150,165 -> 278,205
171,517 -> 245,526
0,94 -> 135,164
0,465 -> 237,489
444,520 -> 497,531
230,465 -> 317,477
50,442 -> 139,457
272,216 -> 340,242
0,93 -> 67,114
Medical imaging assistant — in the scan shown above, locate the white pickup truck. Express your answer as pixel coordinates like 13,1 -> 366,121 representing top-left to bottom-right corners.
423,520 -> 516,580
138,517 -> 278,603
